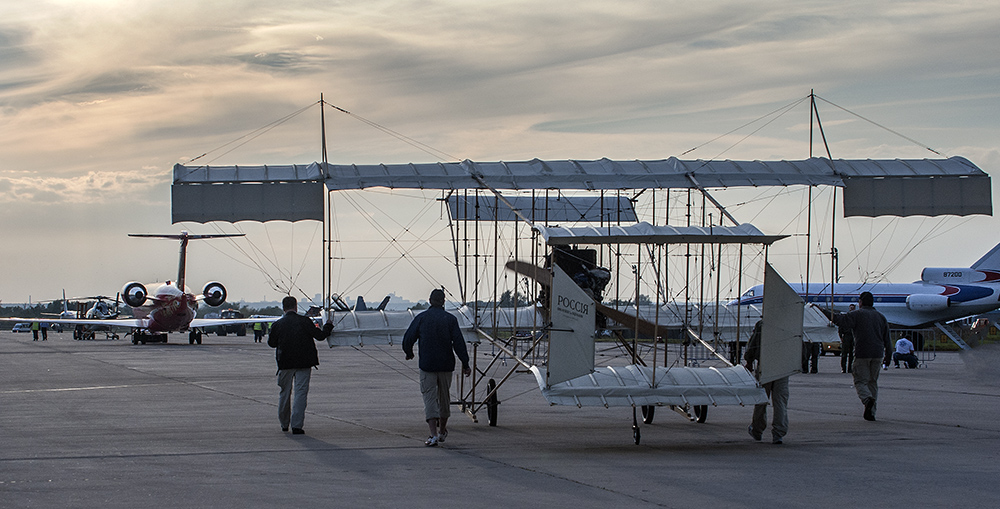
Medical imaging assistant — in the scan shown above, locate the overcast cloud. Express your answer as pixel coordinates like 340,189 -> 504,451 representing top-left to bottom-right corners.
2,0 -> 999,304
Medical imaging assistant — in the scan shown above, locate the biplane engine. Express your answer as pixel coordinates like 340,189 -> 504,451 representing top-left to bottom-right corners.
122,282 -> 148,307
202,281 -> 227,307
906,293 -> 950,312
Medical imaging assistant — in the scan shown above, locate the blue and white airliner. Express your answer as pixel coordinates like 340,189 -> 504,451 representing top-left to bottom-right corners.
734,242 -> 1000,328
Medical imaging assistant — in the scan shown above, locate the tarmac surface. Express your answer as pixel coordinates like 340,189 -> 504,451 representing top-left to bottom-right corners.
2,329 -> 999,508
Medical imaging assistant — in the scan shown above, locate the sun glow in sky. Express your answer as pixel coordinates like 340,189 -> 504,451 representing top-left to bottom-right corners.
2,0 -> 1000,306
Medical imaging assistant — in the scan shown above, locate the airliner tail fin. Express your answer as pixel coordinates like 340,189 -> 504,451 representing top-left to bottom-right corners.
971,242 -> 1000,270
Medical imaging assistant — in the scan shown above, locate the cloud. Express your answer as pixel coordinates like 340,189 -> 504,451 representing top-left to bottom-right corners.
1,0 -> 999,304
0,169 -> 169,204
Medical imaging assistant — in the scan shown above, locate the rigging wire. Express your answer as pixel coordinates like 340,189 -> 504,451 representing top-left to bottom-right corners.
180,102 -> 318,171
323,102 -> 460,162
355,345 -> 418,383
331,190 -> 452,296
814,96 -> 944,156
680,95 -> 809,157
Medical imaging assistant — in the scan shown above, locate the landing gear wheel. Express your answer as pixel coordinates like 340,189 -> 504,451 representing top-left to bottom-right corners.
486,378 -> 498,427
641,405 -> 655,424
196,333 -> 202,345
694,405 -> 708,423
189,332 -> 196,345
131,336 -> 139,345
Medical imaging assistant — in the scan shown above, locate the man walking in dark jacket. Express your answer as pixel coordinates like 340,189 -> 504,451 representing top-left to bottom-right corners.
831,292 -> 892,421
267,296 -> 333,434
839,304 -> 856,373
402,289 -> 471,446
744,319 -> 789,444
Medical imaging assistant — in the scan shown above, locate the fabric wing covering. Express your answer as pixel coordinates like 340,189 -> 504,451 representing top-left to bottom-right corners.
172,157 -> 989,222
538,222 -> 788,246
324,305 -> 544,347
530,365 -> 767,408
171,163 -> 325,223
324,307 -> 483,347
447,194 -> 637,222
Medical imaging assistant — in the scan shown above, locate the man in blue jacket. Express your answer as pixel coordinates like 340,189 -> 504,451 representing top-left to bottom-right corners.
267,296 -> 333,435
403,289 -> 471,446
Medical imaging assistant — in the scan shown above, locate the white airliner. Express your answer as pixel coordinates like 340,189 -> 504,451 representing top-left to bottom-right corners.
734,241 -> 1000,328
4,232 -> 277,344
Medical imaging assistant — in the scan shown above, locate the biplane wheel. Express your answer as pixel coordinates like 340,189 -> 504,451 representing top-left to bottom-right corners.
641,405 -> 655,424
196,334 -> 202,345
131,336 -> 139,345
694,405 -> 708,423
486,378 -> 498,427
189,332 -> 196,345
633,425 -> 641,445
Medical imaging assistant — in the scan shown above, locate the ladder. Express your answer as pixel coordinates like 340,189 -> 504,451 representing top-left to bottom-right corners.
934,322 -> 971,350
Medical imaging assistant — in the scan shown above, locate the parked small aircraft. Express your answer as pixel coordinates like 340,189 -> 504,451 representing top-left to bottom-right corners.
330,294 -> 391,312
2,232 -> 278,344
734,241 -> 1000,330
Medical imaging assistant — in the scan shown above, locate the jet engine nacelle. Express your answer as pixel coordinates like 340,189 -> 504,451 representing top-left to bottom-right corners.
922,268 -> 985,284
906,293 -> 950,312
122,282 -> 148,307
202,281 -> 227,307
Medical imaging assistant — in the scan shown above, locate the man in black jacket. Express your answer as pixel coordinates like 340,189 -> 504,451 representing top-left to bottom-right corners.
831,292 -> 892,421
267,296 -> 333,434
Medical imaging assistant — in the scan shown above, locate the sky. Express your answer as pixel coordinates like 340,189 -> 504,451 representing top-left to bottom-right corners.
2,0 -> 1000,307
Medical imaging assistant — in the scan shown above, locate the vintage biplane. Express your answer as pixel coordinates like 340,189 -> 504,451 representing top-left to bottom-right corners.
168,96 -> 991,443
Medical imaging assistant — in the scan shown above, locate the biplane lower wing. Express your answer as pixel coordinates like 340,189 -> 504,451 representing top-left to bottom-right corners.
324,305 -> 547,346
529,364 -> 767,408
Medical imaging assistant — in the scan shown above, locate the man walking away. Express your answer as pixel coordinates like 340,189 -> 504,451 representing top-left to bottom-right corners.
744,319 -> 789,444
402,289 -> 471,447
839,304 -> 856,373
831,292 -> 892,421
267,296 -> 333,435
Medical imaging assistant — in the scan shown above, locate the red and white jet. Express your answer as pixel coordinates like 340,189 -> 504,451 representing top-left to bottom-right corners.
6,232 -> 277,344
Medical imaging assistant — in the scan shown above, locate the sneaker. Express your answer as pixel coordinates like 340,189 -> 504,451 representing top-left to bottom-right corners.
772,437 -> 783,445
425,435 -> 439,447
748,425 -> 762,442
437,429 -> 448,443
863,399 -> 876,421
